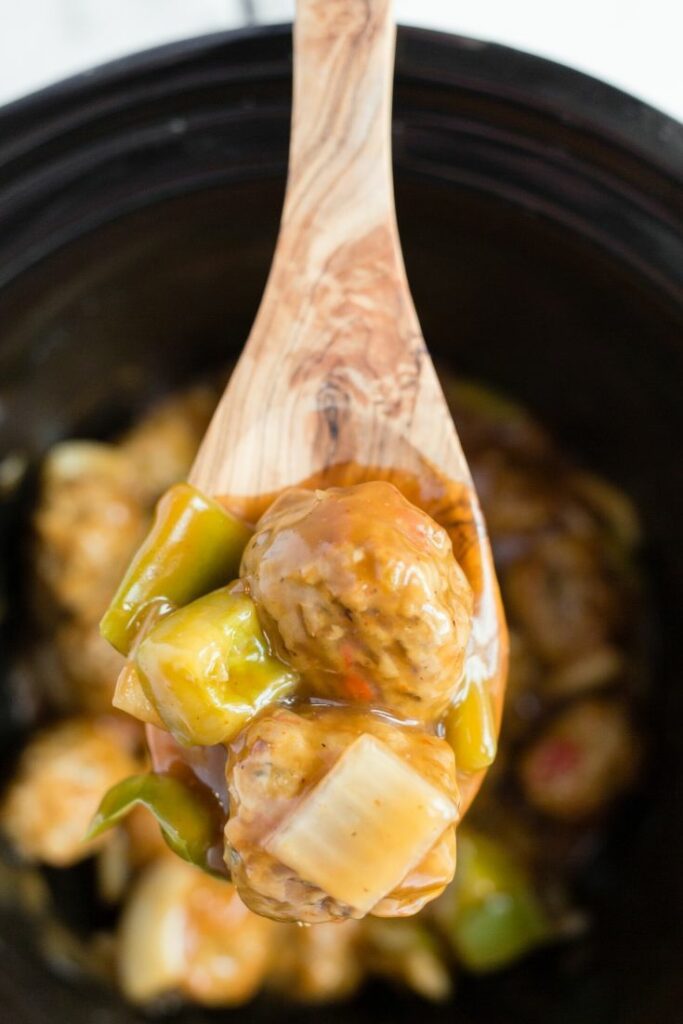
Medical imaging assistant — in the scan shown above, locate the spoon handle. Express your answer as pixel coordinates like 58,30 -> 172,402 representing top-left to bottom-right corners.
190,0 -> 468,497
285,0 -> 397,242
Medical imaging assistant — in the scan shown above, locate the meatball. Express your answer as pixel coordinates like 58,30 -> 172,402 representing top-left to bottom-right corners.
1,717 -> 139,866
34,389 -> 214,627
519,698 -> 638,820
503,533 -> 618,665
241,482 -> 473,721
120,386 -> 215,502
118,857 -> 275,1005
225,705 -> 458,923
34,442 -> 148,623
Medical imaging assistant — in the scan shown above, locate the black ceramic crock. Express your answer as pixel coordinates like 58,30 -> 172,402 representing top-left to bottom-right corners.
0,24 -> 681,1024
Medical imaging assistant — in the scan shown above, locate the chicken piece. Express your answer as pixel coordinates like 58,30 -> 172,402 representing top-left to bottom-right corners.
55,621 -> 125,712
1,717 -> 139,866
118,857 -> 275,1006
268,920 -> 363,1002
34,442 -> 148,623
225,705 -> 458,923
502,533 -> 619,664
519,699 -> 638,821
120,386 -> 215,502
241,482 -> 473,722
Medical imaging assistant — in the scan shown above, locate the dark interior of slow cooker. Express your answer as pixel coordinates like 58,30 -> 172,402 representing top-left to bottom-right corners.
0,25 -> 681,1024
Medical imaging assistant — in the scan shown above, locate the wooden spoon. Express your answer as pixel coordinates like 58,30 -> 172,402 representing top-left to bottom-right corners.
155,0 -> 507,820
190,0 -> 472,499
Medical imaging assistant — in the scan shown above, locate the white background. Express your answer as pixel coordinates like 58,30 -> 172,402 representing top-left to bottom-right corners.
0,0 -> 681,120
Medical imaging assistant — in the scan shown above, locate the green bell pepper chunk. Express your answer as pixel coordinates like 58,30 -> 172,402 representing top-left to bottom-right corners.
85,772 -> 222,873
453,885 -> 549,972
135,587 -> 299,746
438,829 -> 550,972
100,483 -> 253,655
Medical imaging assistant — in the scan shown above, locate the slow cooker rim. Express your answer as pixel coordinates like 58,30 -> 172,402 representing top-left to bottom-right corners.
0,23 -> 680,180
0,24 -> 680,306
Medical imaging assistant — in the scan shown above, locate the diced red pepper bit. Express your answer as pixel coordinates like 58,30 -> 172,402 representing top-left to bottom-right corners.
340,641 -> 376,701
343,672 -> 376,702
531,737 -> 581,785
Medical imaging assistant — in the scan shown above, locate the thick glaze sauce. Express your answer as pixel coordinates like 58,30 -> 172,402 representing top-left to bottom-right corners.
142,462 -> 507,917
221,460 -> 508,817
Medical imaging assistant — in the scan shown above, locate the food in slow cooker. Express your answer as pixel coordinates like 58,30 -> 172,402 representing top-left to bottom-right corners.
0,374 -> 643,1006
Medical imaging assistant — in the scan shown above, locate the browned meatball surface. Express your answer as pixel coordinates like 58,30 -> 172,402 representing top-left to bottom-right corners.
120,386 -> 215,502
0,717 -> 139,866
34,442 -> 148,623
241,482 -> 473,722
225,705 -> 458,923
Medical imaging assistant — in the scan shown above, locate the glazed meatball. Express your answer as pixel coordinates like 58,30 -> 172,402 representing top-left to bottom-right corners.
519,698 -> 638,820
34,442 -> 148,623
119,857 -> 276,1005
241,482 -> 473,721
225,705 -> 458,923
1,717 -> 138,866
503,534 -> 618,665
120,386 -> 215,502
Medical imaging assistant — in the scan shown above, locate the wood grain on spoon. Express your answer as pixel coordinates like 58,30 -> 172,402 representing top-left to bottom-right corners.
190,0 -> 470,497
183,0 -> 508,817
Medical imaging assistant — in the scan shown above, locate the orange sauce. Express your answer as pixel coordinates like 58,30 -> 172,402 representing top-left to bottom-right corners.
220,459 -> 508,818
